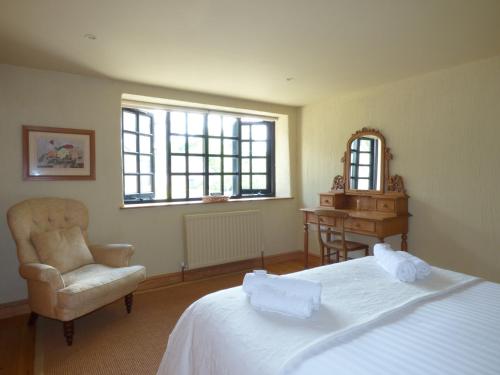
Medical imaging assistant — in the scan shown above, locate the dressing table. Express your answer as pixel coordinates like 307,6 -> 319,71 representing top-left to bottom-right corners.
301,128 -> 410,268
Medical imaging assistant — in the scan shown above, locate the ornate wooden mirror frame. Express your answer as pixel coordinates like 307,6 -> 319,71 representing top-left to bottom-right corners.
331,127 -> 406,195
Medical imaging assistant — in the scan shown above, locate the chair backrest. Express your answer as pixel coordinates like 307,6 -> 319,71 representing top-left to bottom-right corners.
7,198 -> 89,264
314,209 -> 349,245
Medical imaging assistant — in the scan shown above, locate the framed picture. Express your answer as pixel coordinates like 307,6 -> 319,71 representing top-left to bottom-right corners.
23,125 -> 95,180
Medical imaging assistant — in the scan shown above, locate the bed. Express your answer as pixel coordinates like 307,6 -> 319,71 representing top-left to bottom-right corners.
157,257 -> 500,375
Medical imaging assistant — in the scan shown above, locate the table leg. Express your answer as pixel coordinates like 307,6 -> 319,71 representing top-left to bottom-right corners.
303,223 -> 309,268
401,233 -> 408,251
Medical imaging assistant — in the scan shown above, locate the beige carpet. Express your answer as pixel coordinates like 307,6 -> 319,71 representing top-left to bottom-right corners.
35,262 -> 303,374
35,273 -> 244,375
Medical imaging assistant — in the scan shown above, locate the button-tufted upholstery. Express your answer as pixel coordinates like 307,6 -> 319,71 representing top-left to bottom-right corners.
7,198 -> 146,345
8,198 -> 89,264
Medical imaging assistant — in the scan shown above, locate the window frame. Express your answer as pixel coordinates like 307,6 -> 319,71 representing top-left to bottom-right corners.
121,107 -> 276,204
122,108 -> 155,202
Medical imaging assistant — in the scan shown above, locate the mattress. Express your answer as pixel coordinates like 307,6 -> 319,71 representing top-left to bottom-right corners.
157,257 -> 500,375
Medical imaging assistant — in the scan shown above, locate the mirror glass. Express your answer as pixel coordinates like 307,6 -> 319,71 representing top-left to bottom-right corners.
349,135 -> 382,191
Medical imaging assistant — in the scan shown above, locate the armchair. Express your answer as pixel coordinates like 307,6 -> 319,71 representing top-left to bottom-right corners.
7,198 -> 146,345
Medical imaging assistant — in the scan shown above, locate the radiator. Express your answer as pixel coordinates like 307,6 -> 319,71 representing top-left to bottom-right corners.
184,210 -> 263,269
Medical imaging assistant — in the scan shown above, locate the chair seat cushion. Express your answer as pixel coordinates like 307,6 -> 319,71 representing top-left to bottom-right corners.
31,226 -> 94,273
56,264 -> 146,320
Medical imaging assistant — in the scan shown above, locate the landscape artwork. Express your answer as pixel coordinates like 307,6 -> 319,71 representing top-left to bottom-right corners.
23,126 -> 95,180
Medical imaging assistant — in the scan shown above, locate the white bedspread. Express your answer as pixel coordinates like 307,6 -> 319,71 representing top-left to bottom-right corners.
157,257 -> 479,375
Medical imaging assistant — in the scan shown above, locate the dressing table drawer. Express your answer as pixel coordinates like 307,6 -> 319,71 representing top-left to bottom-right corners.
345,219 -> 376,233
377,199 -> 395,212
320,194 -> 335,207
318,216 -> 336,226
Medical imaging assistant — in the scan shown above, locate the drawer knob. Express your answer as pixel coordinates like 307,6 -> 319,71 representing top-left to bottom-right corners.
383,204 -> 388,208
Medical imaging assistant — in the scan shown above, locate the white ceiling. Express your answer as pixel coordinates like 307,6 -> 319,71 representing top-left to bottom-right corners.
1,0 -> 500,106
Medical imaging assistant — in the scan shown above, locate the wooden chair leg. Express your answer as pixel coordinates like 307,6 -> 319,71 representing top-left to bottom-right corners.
28,312 -> 38,326
63,320 -> 74,346
125,293 -> 133,313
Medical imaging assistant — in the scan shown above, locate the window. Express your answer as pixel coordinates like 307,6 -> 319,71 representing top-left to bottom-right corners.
349,137 -> 378,190
122,109 -> 155,200
121,106 -> 275,203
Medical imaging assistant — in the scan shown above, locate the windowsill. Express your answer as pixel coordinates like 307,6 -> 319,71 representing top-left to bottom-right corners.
120,196 -> 294,209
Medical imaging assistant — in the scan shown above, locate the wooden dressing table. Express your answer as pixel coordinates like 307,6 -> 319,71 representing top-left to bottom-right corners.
301,128 -> 410,268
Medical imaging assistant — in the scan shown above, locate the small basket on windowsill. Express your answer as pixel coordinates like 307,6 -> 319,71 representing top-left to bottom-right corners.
202,194 -> 229,203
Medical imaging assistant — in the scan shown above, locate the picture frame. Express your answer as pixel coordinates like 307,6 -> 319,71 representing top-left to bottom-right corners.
23,125 -> 95,180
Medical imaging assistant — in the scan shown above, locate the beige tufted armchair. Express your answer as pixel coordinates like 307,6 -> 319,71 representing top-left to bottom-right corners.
7,198 -> 146,345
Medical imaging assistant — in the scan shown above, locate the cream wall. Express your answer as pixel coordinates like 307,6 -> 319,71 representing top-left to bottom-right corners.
300,56 -> 500,282
0,64 -> 300,303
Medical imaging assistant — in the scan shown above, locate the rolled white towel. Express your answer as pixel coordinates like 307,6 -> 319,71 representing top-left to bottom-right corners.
243,272 -> 322,310
374,244 -> 417,282
397,251 -> 431,279
249,285 -> 314,319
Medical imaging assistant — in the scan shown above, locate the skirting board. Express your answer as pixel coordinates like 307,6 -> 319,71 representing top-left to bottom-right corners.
0,250 -> 318,319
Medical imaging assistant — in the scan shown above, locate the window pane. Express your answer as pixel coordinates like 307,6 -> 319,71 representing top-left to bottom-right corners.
252,175 -> 267,190
241,125 -> 250,140
139,115 -> 151,134
209,175 -> 221,194
208,138 -> 221,154
170,135 -> 186,154
140,175 -> 153,193
223,139 -> 238,155
140,155 -> 152,173
224,175 -> 238,196
171,175 -> 186,199
123,112 -> 136,132
252,141 -> 266,156
242,141 -> 250,157
188,175 -> 204,198
360,139 -> 372,152
188,113 -> 204,135
223,116 -> 238,137
123,154 -> 137,173
188,136 -> 204,154
350,151 -> 358,164
170,112 -> 186,134
242,174 -> 250,190
242,158 -> 250,173
171,155 -> 186,173
252,158 -> 266,173
124,175 -> 138,194
350,165 -> 357,177
140,135 -> 151,154
208,114 -> 222,136
359,153 -> 371,165
224,157 -> 238,173
208,157 -> 221,173
123,133 -> 137,152
359,166 -> 370,178
358,179 -> 369,189
189,156 -> 204,173
252,124 -> 267,140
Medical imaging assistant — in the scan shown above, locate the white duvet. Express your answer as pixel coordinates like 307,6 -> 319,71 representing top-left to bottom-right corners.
157,257 -> 480,375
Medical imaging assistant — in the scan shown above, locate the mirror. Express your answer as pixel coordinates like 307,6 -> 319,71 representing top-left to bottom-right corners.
344,128 -> 386,193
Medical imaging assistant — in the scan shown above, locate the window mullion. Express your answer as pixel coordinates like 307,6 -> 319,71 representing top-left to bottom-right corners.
203,113 -> 209,196
166,111 -> 172,201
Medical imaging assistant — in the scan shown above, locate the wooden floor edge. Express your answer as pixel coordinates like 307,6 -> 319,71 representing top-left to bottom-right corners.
0,250 -> 315,319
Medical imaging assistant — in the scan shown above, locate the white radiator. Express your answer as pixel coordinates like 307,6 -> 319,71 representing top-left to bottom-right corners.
184,210 -> 263,269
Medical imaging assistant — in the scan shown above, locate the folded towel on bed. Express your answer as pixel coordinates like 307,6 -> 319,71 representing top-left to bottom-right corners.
397,251 -> 432,279
373,244 -> 416,282
243,271 -> 322,310
249,285 -> 315,319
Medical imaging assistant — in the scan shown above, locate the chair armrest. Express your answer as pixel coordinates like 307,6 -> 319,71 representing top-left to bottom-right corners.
19,263 -> 65,290
88,244 -> 135,267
